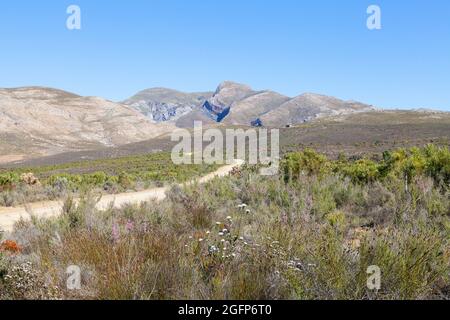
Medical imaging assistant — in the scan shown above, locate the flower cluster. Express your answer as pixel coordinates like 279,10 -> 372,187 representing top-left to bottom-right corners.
1,262 -> 61,300
184,214 -> 255,262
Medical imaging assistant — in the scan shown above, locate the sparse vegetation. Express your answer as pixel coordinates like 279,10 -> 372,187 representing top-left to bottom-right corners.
0,145 -> 448,300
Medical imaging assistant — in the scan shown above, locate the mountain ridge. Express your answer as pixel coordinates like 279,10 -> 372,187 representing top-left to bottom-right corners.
123,81 -> 376,127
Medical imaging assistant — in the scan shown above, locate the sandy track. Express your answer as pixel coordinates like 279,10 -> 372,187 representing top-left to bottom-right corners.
0,160 -> 244,233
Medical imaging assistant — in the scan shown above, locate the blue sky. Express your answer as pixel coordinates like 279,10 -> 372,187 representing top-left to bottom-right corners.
0,0 -> 449,110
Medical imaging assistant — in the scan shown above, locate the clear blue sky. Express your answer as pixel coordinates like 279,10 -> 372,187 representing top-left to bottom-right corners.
0,0 -> 449,110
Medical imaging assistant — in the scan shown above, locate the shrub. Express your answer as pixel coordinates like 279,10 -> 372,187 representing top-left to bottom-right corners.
326,211 -> 346,229
118,172 -> 134,189
0,262 -> 61,300
311,182 -> 337,218
341,159 -> 380,183
281,149 -> 331,182
82,171 -> 108,186
422,144 -> 450,185
20,173 -> 41,186
48,174 -> 82,189
0,173 -> 19,191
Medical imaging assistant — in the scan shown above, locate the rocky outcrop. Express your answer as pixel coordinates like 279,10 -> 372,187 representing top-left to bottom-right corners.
123,88 -> 212,122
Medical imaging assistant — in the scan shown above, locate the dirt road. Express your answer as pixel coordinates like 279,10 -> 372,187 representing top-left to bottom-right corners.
0,160 -> 244,233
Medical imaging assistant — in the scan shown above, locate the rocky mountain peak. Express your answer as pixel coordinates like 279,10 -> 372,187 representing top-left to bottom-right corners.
124,81 -> 378,127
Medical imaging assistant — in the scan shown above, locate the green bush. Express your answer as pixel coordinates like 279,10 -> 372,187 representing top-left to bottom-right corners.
282,145 -> 450,186
423,144 -> 450,185
48,174 -> 82,187
0,173 -> 19,187
282,148 -> 331,182
341,159 -> 380,183
311,182 -> 337,217
82,172 -> 108,186
118,172 -> 134,189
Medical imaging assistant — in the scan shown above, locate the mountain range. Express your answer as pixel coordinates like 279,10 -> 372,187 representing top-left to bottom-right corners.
123,81 -> 375,128
2,81 -> 447,164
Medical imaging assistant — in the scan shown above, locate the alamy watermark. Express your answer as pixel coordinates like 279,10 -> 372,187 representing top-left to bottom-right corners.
171,121 -> 280,176
66,265 -> 81,290
63,6 -> 381,32
66,5 -> 81,30
367,5 -> 382,30
367,265 -> 381,290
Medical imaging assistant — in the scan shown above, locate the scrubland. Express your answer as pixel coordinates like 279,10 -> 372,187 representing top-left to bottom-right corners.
0,145 -> 449,300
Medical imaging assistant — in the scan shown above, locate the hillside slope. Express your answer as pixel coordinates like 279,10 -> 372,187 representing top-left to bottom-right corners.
0,87 -> 172,161
223,90 -> 290,126
260,93 -> 374,127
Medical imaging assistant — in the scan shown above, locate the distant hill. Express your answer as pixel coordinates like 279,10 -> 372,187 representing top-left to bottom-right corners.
0,87 -> 173,162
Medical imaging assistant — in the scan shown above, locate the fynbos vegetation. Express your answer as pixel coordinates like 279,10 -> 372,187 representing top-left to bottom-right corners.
0,145 -> 449,299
